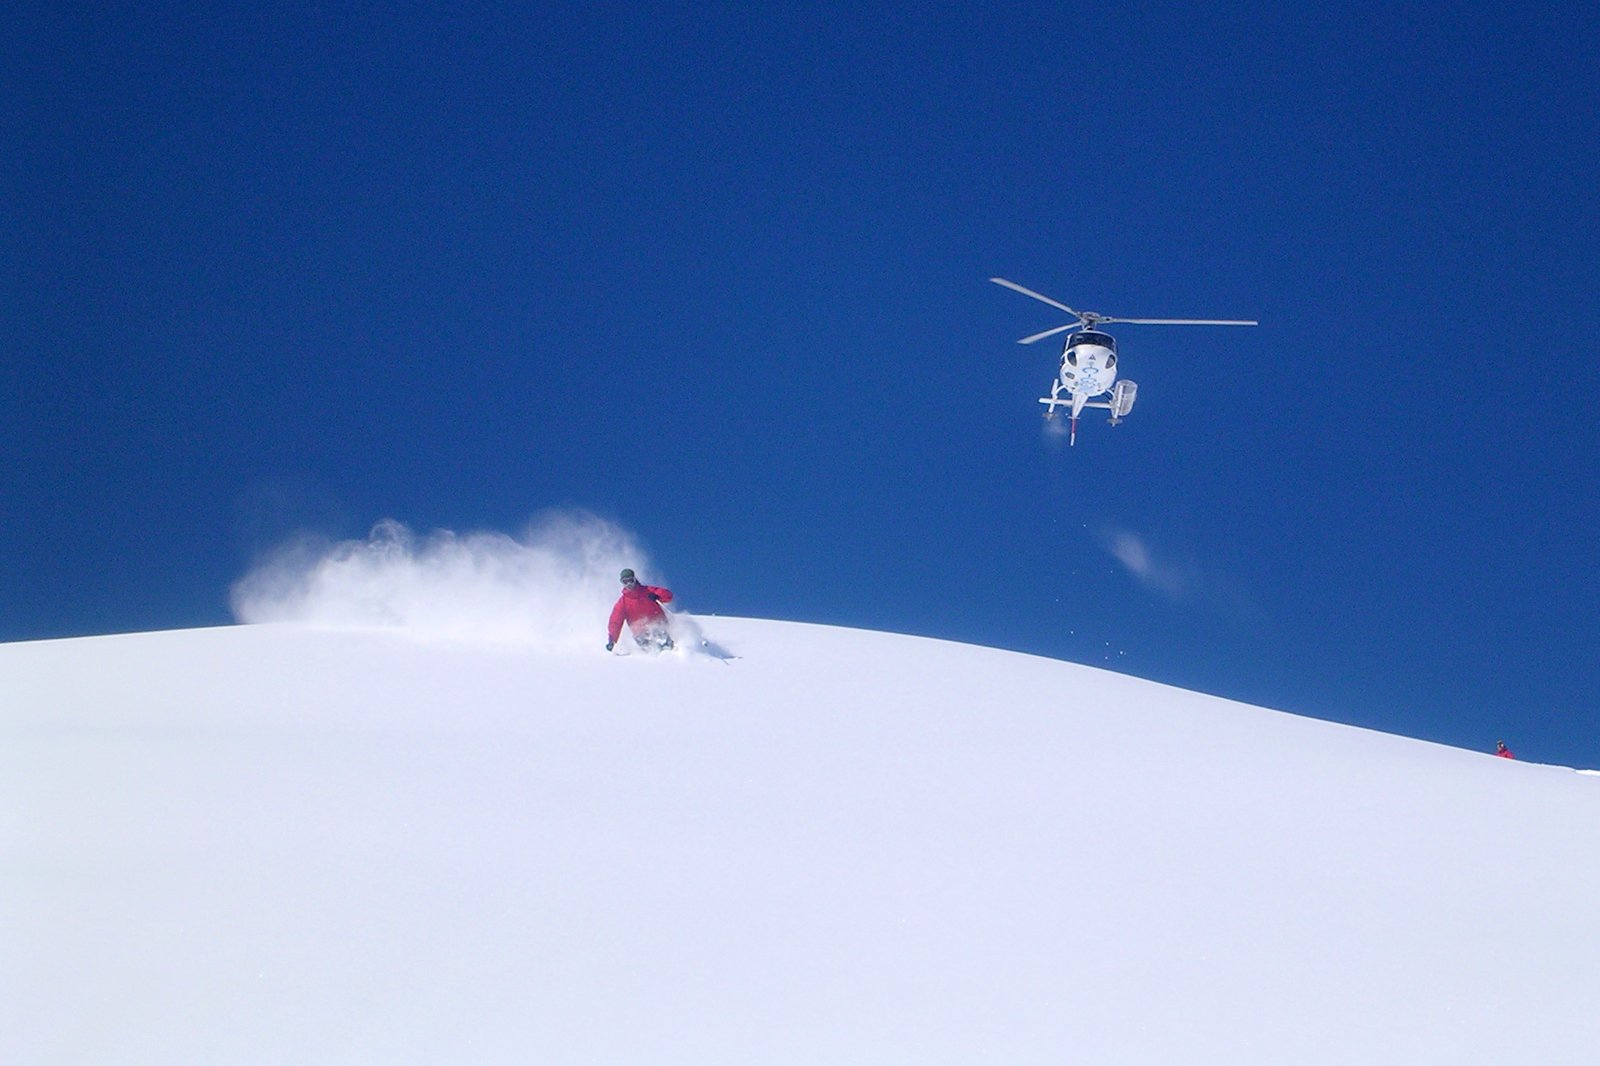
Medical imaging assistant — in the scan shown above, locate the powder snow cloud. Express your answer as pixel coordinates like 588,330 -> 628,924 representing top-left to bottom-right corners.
231,510 -> 660,649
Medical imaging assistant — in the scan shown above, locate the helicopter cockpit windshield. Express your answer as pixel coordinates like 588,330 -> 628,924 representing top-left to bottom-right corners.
1067,330 -> 1115,350
1065,330 -> 1116,367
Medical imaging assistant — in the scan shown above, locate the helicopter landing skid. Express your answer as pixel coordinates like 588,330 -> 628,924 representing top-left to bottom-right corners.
1040,396 -> 1114,446
1039,397 -> 1112,413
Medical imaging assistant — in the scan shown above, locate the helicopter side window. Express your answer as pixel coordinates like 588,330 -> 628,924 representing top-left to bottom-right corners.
1065,348 -> 1078,367
1106,352 -> 1116,368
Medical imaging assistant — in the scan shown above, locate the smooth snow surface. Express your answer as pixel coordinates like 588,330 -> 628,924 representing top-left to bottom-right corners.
4,618 -> 1598,1063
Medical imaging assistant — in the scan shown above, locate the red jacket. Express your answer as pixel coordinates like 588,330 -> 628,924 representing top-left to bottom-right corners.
608,584 -> 673,643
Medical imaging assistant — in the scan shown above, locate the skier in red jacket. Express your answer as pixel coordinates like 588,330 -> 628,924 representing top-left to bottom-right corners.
1495,740 -> 1515,759
607,569 -> 675,651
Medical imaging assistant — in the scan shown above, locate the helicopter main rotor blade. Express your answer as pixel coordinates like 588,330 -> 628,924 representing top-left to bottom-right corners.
1099,317 -> 1259,326
989,277 -> 1083,318
1016,323 -> 1076,345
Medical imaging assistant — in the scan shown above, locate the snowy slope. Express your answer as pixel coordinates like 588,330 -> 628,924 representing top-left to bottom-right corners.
4,618 -> 1598,1064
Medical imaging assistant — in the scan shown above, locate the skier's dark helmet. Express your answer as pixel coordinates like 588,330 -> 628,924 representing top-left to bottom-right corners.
620,569 -> 636,584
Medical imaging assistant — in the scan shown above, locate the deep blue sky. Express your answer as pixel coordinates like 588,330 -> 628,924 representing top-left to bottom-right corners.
7,2 -> 1599,764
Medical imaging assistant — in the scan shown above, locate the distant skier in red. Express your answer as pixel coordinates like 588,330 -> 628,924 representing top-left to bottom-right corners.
1495,740 -> 1516,759
607,569 -> 675,652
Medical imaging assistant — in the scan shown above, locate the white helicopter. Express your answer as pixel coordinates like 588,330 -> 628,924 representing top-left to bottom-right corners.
991,278 -> 1257,444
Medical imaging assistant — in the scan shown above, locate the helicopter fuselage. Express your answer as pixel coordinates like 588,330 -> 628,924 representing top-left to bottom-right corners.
1042,329 -> 1136,444
1058,330 -> 1118,398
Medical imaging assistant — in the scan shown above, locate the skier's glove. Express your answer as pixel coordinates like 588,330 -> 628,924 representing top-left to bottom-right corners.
605,641 -> 614,651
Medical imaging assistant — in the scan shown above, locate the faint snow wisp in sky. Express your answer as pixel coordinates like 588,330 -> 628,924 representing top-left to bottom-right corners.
1103,529 -> 1195,599
1041,414 -> 1072,448
1101,527 -> 1254,615
231,510 -> 658,649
